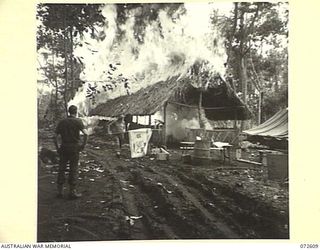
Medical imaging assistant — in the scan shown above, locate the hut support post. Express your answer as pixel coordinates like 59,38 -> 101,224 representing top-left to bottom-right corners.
198,90 -> 205,129
149,115 -> 152,126
233,109 -> 237,130
233,109 -> 238,144
163,102 -> 168,146
258,91 -> 264,124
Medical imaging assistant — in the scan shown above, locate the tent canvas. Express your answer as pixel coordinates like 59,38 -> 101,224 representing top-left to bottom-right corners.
243,108 -> 288,140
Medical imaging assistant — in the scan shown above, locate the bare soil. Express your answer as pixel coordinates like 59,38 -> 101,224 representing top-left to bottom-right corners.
38,129 -> 289,241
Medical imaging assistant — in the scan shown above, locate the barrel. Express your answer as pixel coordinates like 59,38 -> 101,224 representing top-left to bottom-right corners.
192,140 -> 212,165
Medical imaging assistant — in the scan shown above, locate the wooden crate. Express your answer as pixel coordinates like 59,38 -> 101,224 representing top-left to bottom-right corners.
267,153 -> 288,180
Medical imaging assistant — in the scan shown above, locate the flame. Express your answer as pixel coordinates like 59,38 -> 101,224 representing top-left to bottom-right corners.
69,2 -> 229,116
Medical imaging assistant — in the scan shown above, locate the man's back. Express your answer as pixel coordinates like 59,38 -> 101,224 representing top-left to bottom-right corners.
56,117 -> 84,145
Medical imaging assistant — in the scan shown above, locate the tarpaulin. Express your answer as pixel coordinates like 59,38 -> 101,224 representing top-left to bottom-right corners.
243,108 -> 288,140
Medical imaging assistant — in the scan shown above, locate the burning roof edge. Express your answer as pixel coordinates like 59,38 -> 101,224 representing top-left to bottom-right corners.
89,75 -> 252,120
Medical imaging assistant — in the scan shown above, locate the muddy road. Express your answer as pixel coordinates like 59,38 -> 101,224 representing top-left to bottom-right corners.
38,132 -> 289,241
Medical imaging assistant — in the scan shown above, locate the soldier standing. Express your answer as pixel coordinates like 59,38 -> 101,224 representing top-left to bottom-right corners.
54,105 -> 88,199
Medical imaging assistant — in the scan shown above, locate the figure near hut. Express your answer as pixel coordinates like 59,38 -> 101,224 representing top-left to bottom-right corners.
54,105 -> 88,199
109,114 -> 126,157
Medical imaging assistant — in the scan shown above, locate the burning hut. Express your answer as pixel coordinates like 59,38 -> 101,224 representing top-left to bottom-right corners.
90,73 -> 251,145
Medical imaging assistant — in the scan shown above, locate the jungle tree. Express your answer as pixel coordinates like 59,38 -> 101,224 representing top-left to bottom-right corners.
37,4 -> 105,117
214,2 -> 288,127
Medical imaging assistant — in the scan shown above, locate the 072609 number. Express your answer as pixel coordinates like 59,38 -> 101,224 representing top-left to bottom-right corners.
300,244 -> 319,248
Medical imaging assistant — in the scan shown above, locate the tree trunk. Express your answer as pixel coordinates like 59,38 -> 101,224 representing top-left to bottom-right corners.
274,69 -> 279,92
69,27 -> 75,99
260,91 -> 264,123
258,91 -> 262,125
239,56 -> 248,131
237,8 -> 248,131
63,11 -> 69,116
63,36 -> 69,116
198,90 -> 206,129
240,57 -> 248,104
52,53 -> 59,121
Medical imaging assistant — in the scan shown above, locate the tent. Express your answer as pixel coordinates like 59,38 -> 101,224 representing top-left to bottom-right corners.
243,108 -> 288,149
243,108 -> 288,139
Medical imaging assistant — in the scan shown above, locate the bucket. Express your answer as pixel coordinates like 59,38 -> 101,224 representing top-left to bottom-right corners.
192,140 -> 212,165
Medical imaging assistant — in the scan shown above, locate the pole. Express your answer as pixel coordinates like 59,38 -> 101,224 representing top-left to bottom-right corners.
198,89 -> 205,129
258,91 -> 262,125
233,109 -> 237,130
163,102 -> 168,146
149,115 -> 152,126
198,90 -> 202,123
260,91 -> 264,123
233,109 -> 238,144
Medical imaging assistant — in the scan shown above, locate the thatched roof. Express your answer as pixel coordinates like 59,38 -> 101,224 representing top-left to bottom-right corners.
90,74 -> 251,120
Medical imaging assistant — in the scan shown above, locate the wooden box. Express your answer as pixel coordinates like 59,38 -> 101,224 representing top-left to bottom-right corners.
267,153 -> 288,180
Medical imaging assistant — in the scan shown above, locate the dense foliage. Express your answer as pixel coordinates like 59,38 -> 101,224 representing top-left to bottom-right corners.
37,4 -> 105,119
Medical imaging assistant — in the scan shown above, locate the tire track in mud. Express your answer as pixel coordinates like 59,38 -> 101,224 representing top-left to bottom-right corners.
159,164 -> 254,237
192,170 -> 289,239
86,149 -> 179,239
125,162 -> 231,238
86,149 -> 150,239
135,164 -> 240,239
162,163 -> 289,239
87,148 -> 239,239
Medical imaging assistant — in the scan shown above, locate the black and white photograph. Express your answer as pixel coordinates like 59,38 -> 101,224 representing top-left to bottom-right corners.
36,2 -> 289,241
